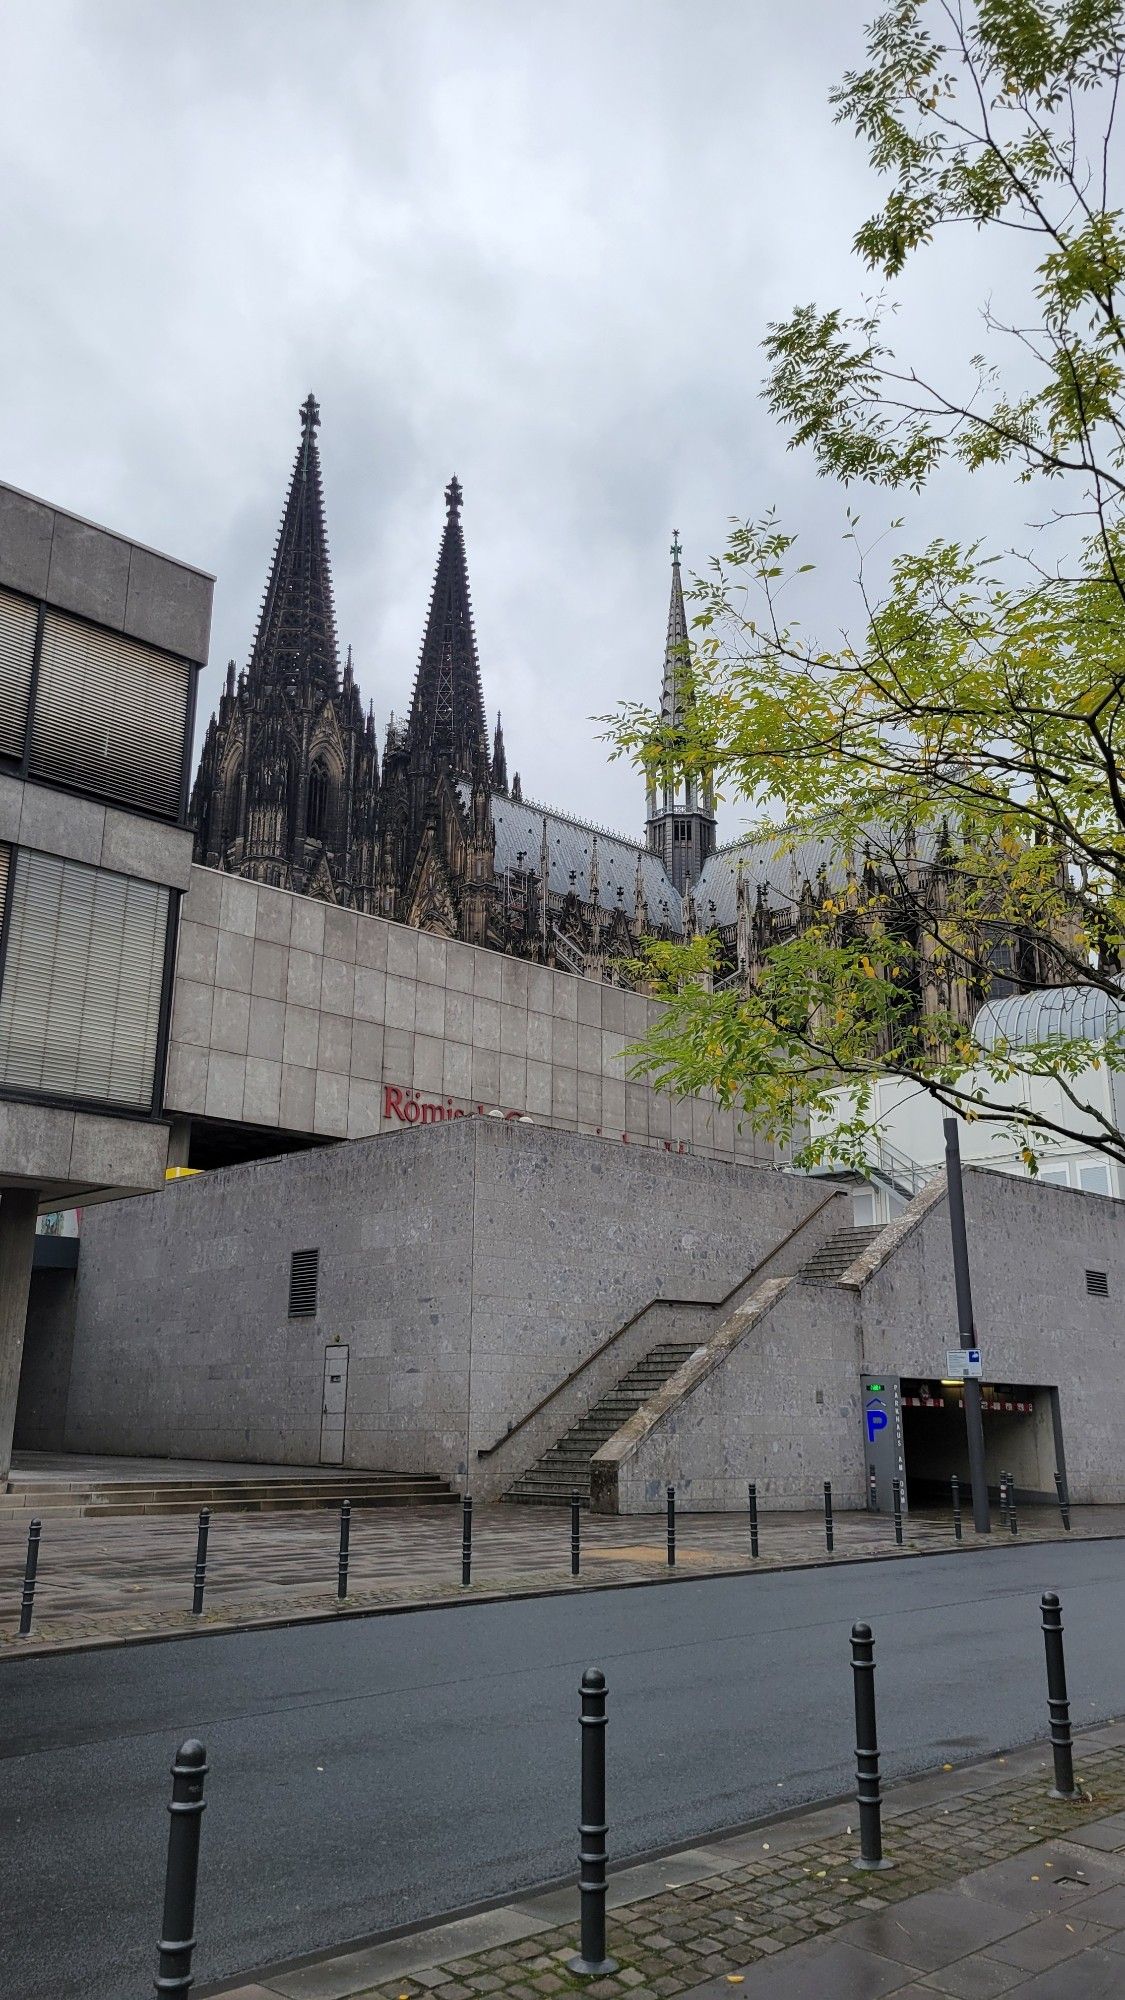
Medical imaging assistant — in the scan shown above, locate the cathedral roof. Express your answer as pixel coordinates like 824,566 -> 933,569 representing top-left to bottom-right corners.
695,822 -> 940,928
248,393 -> 340,698
406,476 -> 488,772
455,782 -> 683,928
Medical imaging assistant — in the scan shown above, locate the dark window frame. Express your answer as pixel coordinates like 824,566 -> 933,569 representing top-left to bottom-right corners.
0,579 -> 201,830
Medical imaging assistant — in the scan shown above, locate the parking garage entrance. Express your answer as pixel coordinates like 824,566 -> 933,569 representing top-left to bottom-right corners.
863,1374 -> 1065,1510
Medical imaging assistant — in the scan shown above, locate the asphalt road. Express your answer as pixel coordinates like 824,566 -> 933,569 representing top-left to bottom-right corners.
4,1540 -> 1125,2000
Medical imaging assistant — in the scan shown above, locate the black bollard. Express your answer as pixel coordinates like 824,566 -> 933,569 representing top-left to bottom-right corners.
824,1480 -> 834,1555
892,1477 -> 903,1546
153,1738 -> 208,1995
191,1509 -> 210,1618
567,1669 -> 617,1976
461,1494 -> 473,1587
18,1517 -> 41,1636
571,1491 -> 581,1578
1040,1592 -> 1076,1799
1008,1479 -> 1019,1537
1000,1472 -> 1009,1528
951,1475 -> 963,1543
748,1481 -> 759,1559
867,1470 -> 878,1514
666,1485 -> 676,1568
851,1622 -> 892,1870
1055,1470 -> 1072,1533
337,1499 -> 351,1600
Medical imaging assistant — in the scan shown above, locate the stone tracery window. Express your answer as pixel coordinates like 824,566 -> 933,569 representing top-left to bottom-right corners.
307,761 -> 331,841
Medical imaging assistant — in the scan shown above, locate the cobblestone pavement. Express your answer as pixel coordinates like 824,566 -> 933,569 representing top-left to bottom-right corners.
3,1497 -> 1124,1657
208,1723 -> 1125,2000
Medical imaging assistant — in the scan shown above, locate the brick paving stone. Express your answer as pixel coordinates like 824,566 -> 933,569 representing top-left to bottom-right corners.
3,1489 -> 1122,1657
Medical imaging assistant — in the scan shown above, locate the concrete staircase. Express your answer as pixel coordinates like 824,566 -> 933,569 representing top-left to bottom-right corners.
0,1468 -> 459,1521
504,1341 -> 699,1507
797,1225 -> 882,1284
502,1224 -> 890,1512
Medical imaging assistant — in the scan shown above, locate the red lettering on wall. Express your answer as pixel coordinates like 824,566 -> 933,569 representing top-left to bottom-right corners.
383,1084 -> 405,1118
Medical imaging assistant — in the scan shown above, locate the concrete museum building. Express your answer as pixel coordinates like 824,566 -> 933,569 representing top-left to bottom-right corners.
1,453 -> 1123,1518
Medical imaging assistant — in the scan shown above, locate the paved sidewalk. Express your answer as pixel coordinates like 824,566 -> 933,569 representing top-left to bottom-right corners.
3,1501 -> 1122,1657
206,1722 -> 1125,2000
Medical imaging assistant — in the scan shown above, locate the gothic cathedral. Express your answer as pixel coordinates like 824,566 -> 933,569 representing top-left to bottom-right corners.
190,395 -> 1057,1019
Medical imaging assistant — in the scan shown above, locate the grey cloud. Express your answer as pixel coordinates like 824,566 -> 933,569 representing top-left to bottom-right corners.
0,0 -> 1056,838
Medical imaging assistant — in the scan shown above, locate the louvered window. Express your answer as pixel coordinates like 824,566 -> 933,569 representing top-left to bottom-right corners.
0,849 -> 168,1107
30,611 -> 189,816
288,1248 -> 319,1318
0,590 -> 37,761
1086,1268 -> 1109,1298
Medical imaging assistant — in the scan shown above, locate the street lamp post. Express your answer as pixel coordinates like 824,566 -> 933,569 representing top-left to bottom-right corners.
943,1118 -> 990,1534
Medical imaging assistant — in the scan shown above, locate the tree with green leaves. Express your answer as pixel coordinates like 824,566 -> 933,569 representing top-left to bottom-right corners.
608,0 -> 1125,1174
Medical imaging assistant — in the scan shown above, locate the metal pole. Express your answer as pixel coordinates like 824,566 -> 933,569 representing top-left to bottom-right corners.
191,1509 -> 210,1618
1000,1472 -> 1009,1529
824,1480 -> 834,1555
892,1477 -> 903,1547
571,1491 -> 581,1577
951,1475 -> 963,1542
567,1669 -> 617,1976
851,1623 -> 892,1870
461,1494 -> 473,1587
18,1517 -> 41,1636
943,1118 -> 990,1534
1040,1593 -> 1076,1799
748,1482 -> 759,1559
1008,1479 -> 1018,1537
337,1499 -> 351,1600
153,1739 -> 208,1995
666,1485 -> 676,1568
1055,1470 -> 1072,1533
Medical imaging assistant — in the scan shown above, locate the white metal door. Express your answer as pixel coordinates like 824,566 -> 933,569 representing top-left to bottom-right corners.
320,1345 -> 349,1465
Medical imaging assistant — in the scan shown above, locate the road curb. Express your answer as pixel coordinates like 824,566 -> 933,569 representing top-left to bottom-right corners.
3,1523 -> 1122,1665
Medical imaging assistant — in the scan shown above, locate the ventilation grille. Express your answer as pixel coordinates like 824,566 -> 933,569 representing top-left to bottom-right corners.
0,590 -> 37,761
288,1248 -> 319,1318
30,611 -> 190,816
0,848 -> 168,1107
1086,1268 -> 1109,1298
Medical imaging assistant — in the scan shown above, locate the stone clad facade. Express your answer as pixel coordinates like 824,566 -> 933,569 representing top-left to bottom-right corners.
165,861 -> 773,1162
56,1120 -> 828,1482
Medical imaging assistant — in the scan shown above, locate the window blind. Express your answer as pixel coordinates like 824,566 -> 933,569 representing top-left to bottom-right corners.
0,848 -> 169,1108
0,590 -> 37,761
30,611 -> 190,816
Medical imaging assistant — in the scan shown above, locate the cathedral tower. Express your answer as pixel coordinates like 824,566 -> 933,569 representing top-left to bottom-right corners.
191,395 -> 380,907
645,534 -> 716,895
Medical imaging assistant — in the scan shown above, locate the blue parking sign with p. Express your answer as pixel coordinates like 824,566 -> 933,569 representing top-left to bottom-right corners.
866,1402 -> 888,1443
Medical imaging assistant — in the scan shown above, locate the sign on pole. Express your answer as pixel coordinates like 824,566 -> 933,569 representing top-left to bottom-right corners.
945,1348 -> 983,1380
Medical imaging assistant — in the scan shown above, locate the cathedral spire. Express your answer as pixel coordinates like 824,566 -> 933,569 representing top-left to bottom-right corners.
644,532 -> 717,898
406,475 -> 488,774
248,392 -> 340,699
660,530 -> 690,734
492,711 -> 508,794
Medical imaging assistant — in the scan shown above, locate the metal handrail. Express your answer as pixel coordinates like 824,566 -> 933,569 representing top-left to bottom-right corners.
475,1185 -> 845,1459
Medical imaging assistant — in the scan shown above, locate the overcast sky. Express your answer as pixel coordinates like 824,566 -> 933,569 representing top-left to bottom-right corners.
0,1 -> 1046,840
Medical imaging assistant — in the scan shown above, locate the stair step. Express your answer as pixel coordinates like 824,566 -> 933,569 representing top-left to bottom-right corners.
505,1335 -> 706,1506
798,1226 -> 883,1282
